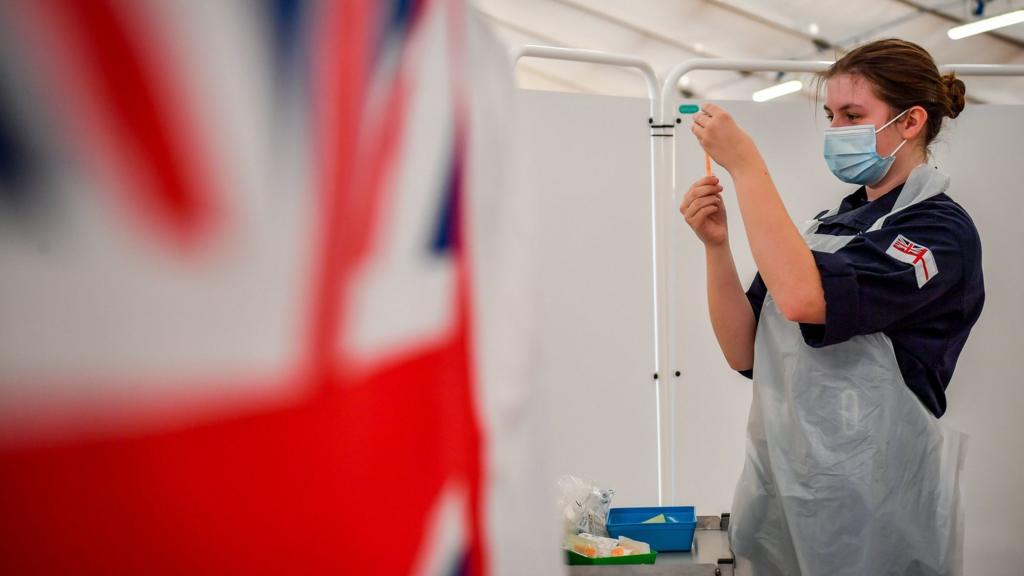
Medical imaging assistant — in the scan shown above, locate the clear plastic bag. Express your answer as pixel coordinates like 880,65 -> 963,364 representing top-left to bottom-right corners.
557,475 -> 615,537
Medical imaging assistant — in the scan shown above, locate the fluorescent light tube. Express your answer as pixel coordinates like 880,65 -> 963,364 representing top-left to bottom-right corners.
752,80 -> 803,102
948,10 -> 1024,40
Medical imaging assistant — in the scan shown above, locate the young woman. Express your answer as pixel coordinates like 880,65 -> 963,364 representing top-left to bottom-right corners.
681,39 -> 984,575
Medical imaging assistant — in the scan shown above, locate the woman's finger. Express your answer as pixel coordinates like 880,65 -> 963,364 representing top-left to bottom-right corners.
683,175 -> 720,198
692,123 -> 710,150
682,177 -> 719,206
682,186 -> 720,214
688,204 -> 719,225
690,184 -> 724,199
702,103 -> 724,117
684,194 -> 723,220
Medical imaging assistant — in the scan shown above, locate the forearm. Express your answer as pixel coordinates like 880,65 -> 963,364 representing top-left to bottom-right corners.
731,155 -> 825,323
705,242 -> 756,371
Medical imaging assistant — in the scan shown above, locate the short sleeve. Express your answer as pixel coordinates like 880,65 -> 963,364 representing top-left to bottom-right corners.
737,273 -> 768,379
799,203 -> 974,348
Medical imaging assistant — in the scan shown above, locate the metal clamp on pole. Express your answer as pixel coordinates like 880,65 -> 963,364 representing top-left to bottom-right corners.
650,117 -> 676,138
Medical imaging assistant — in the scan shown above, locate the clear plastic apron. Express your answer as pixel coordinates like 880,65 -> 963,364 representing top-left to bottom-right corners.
730,165 -> 967,576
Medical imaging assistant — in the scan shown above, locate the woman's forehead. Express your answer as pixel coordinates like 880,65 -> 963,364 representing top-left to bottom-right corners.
825,74 -> 884,109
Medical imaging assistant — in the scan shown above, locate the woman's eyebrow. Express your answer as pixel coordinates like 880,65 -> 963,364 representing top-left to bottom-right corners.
823,103 -> 864,113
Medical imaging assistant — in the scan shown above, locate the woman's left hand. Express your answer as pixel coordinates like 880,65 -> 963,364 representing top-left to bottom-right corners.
692,103 -> 759,174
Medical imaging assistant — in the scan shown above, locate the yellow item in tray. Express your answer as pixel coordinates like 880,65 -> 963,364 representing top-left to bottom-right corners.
567,534 -> 606,558
641,513 -> 667,524
574,544 -> 598,558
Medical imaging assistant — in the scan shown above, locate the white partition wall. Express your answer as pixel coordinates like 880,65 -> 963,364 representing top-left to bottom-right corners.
669,101 -> 1022,576
519,90 -> 660,506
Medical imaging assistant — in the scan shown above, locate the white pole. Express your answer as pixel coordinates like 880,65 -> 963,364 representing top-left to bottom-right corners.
940,64 -> 1024,76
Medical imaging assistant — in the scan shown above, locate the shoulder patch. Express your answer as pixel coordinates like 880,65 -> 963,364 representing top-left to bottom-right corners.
886,234 -> 938,288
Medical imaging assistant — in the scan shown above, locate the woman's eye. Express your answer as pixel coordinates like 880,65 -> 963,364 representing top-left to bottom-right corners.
846,114 -> 859,121
826,115 -> 834,121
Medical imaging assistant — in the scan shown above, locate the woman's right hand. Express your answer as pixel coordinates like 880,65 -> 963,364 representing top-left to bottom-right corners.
680,175 -> 728,246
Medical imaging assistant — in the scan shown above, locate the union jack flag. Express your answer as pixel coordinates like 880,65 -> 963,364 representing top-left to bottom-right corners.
0,1 -> 555,574
886,234 -> 939,288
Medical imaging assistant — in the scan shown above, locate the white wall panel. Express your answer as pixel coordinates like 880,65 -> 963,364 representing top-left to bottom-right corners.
520,89 -> 660,506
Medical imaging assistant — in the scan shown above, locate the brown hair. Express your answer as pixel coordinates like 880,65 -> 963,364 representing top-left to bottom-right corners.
819,39 -> 966,148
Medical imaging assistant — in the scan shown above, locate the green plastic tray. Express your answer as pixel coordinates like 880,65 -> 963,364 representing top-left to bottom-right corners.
565,550 -> 657,565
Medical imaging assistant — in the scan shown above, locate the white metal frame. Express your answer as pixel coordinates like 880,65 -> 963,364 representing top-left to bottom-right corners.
940,64 -> 1024,75
512,45 -> 1024,507
512,45 -> 661,115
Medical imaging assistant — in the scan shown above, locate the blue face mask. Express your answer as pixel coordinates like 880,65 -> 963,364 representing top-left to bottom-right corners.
823,109 -> 909,186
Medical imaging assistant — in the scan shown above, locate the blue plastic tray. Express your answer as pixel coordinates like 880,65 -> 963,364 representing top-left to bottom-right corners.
606,506 -> 697,552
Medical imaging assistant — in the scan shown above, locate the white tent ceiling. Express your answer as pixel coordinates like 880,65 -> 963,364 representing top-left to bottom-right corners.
474,0 -> 1024,104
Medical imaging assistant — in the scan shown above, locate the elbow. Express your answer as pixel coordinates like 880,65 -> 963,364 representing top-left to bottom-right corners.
776,293 -> 825,324
726,357 -> 753,373
722,343 -> 755,373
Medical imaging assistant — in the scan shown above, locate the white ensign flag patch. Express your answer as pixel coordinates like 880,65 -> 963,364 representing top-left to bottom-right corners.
886,234 -> 938,288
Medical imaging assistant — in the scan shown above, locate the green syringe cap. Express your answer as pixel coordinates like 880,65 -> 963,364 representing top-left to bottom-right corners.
678,104 -> 701,114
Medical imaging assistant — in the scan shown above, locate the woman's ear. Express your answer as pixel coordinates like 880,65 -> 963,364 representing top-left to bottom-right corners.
899,105 -> 928,141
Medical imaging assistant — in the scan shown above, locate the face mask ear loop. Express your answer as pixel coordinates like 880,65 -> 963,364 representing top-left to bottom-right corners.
875,108 -> 911,133
877,109 -> 911,159
887,138 -> 909,159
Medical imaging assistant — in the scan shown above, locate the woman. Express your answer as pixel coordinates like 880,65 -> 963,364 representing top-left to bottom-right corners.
681,39 -> 984,575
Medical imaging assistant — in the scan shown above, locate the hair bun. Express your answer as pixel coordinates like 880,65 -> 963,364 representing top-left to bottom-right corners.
941,73 -> 966,119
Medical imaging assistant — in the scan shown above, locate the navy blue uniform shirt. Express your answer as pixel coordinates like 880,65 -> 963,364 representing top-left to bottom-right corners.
740,182 -> 985,418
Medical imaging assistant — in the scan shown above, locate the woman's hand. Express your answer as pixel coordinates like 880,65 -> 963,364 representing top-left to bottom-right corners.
691,103 -> 759,174
681,175 -> 728,247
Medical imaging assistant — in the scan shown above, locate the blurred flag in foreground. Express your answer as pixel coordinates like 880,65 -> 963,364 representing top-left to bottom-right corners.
0,0 -> 557,574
